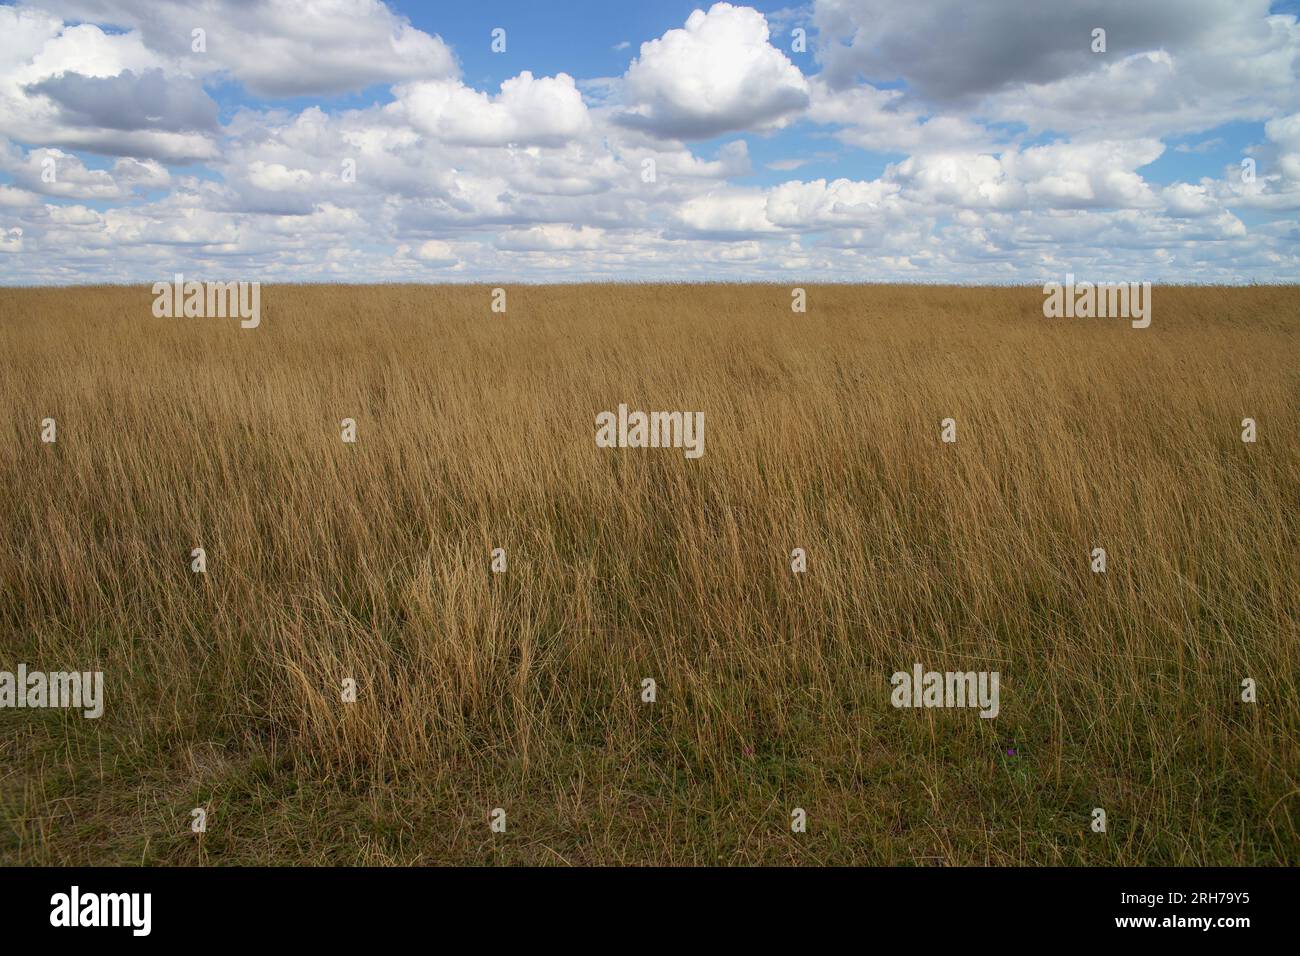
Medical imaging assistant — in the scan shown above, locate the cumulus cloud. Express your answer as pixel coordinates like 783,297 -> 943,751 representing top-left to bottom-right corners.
812,0 -> 1300,138
494,224 -> 609,251
677,138 -> 1169,241
0,140 -> 172,200
37,0 -> 458,96
0,7 -> 219,161
0,1 -> 1296,284
1162,183 -> 1218,217
807,79 -> 1000,154
26,69 -> 218,134
765,177 -> 901,227
395,72 -> 592,147
677,190 -> 779,235
1210,112 -> 1300,211
617,3 -> 809,139
402,239 -> 460,266
814,0 -> 1222,100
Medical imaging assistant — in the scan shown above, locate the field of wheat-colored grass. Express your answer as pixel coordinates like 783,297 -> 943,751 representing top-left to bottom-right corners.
0,283 -> 1296,865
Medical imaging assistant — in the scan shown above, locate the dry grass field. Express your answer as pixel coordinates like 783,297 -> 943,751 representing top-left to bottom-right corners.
0,283 -> 1296,866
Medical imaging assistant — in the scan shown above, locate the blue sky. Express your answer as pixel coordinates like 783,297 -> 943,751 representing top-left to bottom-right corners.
0,0 -> 1298,283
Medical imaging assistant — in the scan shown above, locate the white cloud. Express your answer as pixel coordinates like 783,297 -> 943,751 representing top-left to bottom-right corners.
395,72 -> 592,147
0,1 -> 1296,284
808,79 -> 999,154
0,141 -> 174,200
1209,112 -> 1300,211
495,225 -> 607,251
0,7 -> 219,162
765,177 -> 901,227
404,239 -> 460,266
246,161 -> 316,192
618,3 -> 809,139
677,190 -> 778,234
39,0 -> 458,96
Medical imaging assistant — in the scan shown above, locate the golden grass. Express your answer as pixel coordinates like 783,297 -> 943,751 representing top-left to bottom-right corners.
0,283 -> 1296,865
